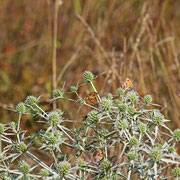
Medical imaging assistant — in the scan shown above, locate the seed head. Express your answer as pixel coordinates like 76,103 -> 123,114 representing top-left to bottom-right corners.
117,120 -> 128,130
77,158 -> 86,168
16,102 -> 26,114
9,122 -> 16,130
138,123 -> 146,134
128,106 -> 135,115
40,169 -> 49,177
83,71 -> 94,83
70,86 -> 78,93
126,91 -> 139,104
100,129 -> 109,139
151,150 -> 162,163
88,110 -> 100,124
144,94 -> 152,104
19,161 -> 30,175
100,97 -> 112,111
127,153 -> 136,160
168,146 -> 175,154
154,143 -> 162,150
25,95 -> 37,106
101,160 -> 111,172
173,129 -> 180,141
49,135 -> 57,144
116,88 -> 124,96
56,109 -> 64,116
17,142 -> 27,153
106,93 -> 113,100
59,161 -> 71,177
53,89 -> 64,98
152,110 -> 164,125
129,137 -> 138,147
172,167 -> 180,177
49,111 -> 61,126
117,103 -> 127,112
0,124 -> 4,134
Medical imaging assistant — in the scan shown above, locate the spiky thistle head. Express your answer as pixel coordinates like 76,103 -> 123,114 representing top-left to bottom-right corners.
83,71 -> 94,83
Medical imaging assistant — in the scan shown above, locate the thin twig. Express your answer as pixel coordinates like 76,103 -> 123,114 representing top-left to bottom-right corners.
0,102 -> 14,111
26,151 -> 58,176
75,13 -> 110,65
57,46 -> 81,84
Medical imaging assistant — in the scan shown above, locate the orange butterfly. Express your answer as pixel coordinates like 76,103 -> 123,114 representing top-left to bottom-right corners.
94,149 -> 103,162
123,78 -> 134,89
85,92 -> 99,107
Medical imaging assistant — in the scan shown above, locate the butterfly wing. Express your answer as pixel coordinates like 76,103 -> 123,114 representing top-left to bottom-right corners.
85,92 -> 98,106
125,78 -> 133,88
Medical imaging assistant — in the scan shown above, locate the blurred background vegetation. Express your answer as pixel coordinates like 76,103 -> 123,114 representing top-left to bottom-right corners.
0,0 -> 180,152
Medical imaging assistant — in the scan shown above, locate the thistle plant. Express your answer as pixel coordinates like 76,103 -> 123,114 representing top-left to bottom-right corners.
0,71 -> 179,179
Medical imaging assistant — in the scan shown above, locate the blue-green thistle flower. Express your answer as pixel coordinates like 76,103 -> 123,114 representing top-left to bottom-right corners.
144,95 -> 152,104
76,158 -> 87,171
117,103 -> 127,112
46,131 -> 62,145
49,111 -> 61,126
127,152 -> 136,160
172,167 -> 180,177
100,97 -> 112,111
59,161 -> 71,177
126,91 -> 139,104
173,129 -> 180,141
101,160 -> 111,172
88,110 -> 100,124
70,86 -> 78,93
152,110 -> 164,125
100,129 -> 109,139
106,93 -> 113,100
154,143 -> 162,150
115,100 -> 121,106
19,161 -> 30,175
49,135 -> 57,144
56,109 -> 64,116
129,137 -> 138,147
0,124 -> 4,134
168,146 -> 175,154
116,88 -> 124,96
128,106 -> 135,115
151,150 -> 162,163
40,169 -> 49,177
77,158 -> 86,168
117,120 -> 128,130
54,131 -> 62,140
17,142 -> 27,153
138,123 -> 146,134
53,89 -> 64,98
25,95 -> 37,106
9,122 -> 16,130
16,102 -> 26,114
83,71 -> 94,83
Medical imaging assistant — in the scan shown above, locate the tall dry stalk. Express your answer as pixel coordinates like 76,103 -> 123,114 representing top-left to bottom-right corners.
52,0 -> 59,109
